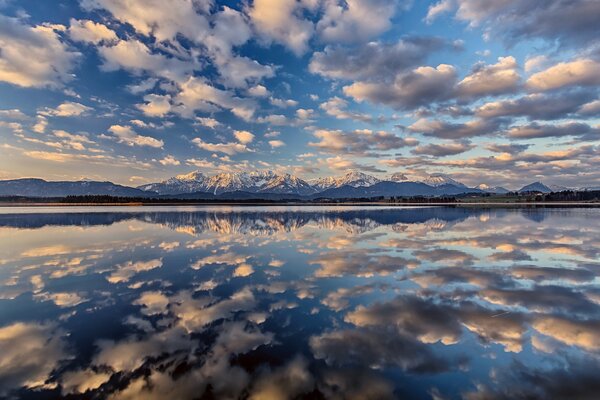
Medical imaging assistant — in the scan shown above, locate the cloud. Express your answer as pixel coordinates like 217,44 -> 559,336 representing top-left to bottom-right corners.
195,117 -> 221,129
407,118 -> 503,139
442,0 -> 600,48
192,138 -> 250,155
268,140 -> 285,148
159,155 -> 180,166
310,129 -> 417,156
317,0 -> 403,44
412,142 -> 474,157
233,130 -> 255,144
81,0 -> 210,43
40,101 -> 92,117
247,0 -> 315,56
0,322 -> 69,395
425,0 -> 454,24
173,77 -> 256,121
310,37 -> 449,81
0,15 -> 79,88
506,122 -> 600,140
476,91 -> 595,120
456,56 -> 521,98
344,64 -> 457,110
108,125 -> 164,148
318,156 -> 385,173
320,97 -> 374,123
68,18 -> 117,44
136,94 -> 171,117
98,39 -> 195,83
527,59 -> 600,91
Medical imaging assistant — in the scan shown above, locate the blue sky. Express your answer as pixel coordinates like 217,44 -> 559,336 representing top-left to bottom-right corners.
0,0 -> 599,188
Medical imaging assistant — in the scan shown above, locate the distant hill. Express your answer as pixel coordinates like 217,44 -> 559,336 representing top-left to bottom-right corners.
518,182 -> 552,193
0,178 -> 155,198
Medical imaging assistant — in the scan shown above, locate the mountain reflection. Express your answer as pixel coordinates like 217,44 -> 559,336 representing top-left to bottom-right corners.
0,206 -> 599,399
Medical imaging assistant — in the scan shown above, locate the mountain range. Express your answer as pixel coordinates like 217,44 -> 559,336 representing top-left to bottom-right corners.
0,170 -> 589,200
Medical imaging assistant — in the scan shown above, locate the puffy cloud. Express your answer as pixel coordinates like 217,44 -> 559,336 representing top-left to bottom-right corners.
412,142 -> 474,157
319,97 -> 374,123
233,130 -> 255,144
192,138 -> 250,155
268,140 -> 285,148
506,122 -> 600,140
159,155 -> 180,166
108,125 -> 164,148
68,18 -> 117,44
456,56 -> 521,98
310,128 -> 417,156
0,322 -> 69,395
173,77 -> 256,120
442,0 -> 600,48
527,59 -> 600,91
136,94 -> 172,117
248,0 -> 315,56
344,64 -> 457,110
425,0 -> 454,24
98,39 -> 195,83
81,0 -> 210,43
247,84 -> 270,97
476,91 -> 595,120
533,316 -> 600,351
309,37 -> 448,81
317,0 -> 403,44
407,118 -> 503,139
40,101 -> 92,117
0,15 -> 79,88
195,117 -> 221,129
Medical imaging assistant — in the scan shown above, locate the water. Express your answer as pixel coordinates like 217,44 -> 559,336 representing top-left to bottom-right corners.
0,206 -> 599,399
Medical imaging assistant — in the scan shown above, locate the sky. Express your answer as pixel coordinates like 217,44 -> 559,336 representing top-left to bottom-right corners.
0,0 -> 599,189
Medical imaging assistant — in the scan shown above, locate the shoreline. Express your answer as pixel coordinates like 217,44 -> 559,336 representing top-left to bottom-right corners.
1,202 -> 600,207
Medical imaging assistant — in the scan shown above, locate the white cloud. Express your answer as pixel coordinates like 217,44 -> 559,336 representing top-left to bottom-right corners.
269,140 -> 285,148
248,0 -> 315,56
108,125 -> 164,148
40,101 -> 92,117
159,155 -> 180,166
0,15 -> 79,88
425,0 -> 454,23
195,117 -> 221,129
317,0 -> 401,44
68,18 -> 117,44
456,56 -> 521,98
136,94 -> 171,117
526,58 -> 600,91
192,138 -> 250,155
234,130 -> 255,144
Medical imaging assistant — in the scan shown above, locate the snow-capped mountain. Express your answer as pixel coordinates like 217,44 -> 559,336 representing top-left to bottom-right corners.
257,174 -> 317,195
476,184 -> 510,194
138,170 -> 207,194
518,181 -> 552,193
388,172 -> 410,182
202,171 -> 278,195
309,170 -> 380,190
139,170 -> 316,195
421,174 -> 468,188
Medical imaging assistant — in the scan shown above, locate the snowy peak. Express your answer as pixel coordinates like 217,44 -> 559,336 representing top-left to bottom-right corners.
476,184 -> 509,194
421,174 -> 467,188
174,170 -> 206,182
310,170 -> 380,190
259,174 -> 317,195
389,172 -> 409,182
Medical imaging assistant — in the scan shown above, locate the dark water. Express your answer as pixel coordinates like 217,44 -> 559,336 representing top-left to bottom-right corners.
0,206 -> 599,399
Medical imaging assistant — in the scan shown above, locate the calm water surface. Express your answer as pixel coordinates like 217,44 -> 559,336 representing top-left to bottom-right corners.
0,206 -> 599,399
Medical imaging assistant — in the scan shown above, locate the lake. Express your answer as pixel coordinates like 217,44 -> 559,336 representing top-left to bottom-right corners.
0,206 -> 599,399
